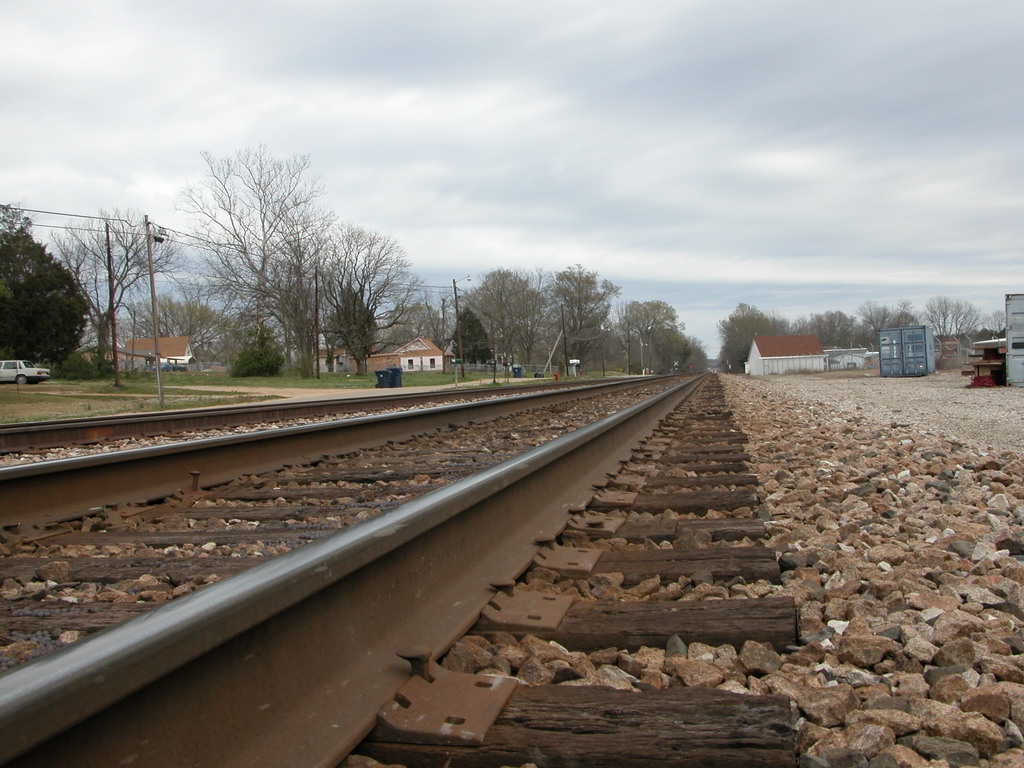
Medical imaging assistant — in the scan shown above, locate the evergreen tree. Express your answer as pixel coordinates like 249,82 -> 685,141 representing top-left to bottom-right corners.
0,206 -> 88,362
230,323 -> 285,377
458,308 -> 492,363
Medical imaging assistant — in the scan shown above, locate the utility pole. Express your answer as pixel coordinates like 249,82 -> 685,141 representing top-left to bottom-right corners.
144,215 -> 164,408
440,296 -> 448,374
453,279 -> 466,378
314,265 -> 321,379
105,221 -> 121,389
560,305 -> 570,377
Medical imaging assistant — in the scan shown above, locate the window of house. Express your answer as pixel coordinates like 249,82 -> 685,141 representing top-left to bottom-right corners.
407,359 -> 414,369
429,358 -> 436,369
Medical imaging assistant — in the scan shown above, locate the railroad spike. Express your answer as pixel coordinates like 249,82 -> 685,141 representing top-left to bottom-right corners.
396,645 -> 435,682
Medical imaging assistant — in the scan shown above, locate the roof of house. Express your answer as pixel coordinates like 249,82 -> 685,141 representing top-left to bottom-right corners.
752,335 -> 824,358
123,336 -> 192,358
369,337 -> 445,359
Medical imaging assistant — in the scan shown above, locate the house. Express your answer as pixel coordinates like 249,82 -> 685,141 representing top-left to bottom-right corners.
317,348 -> 352,373
747,335 -> 826,376
121,336 -> 195,370
367,337 -> 449,372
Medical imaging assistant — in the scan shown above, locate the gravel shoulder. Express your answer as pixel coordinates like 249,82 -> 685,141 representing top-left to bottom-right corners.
724,372 -> 1024,765
746,371 -> 1024,454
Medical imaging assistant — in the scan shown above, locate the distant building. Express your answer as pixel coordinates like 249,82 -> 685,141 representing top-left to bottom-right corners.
367,337 -> 449,372
121,336 -> 194,370
825,348 -> 869,370
317,348 -> 352,373
747,335 -> 826,376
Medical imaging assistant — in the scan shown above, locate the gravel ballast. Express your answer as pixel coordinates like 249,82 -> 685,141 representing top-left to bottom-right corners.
731,371 -> 1024,767
351,372 -> 1024,768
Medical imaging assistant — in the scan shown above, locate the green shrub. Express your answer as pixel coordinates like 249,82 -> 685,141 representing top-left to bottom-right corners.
53,349 -> 114,380
230,324 -> 284,377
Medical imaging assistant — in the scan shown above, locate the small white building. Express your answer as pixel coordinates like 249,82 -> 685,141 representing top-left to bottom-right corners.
747,335 -> 826,376
825,348 -> 869,370
122,336 -> 195,370
367,337 -> 449,372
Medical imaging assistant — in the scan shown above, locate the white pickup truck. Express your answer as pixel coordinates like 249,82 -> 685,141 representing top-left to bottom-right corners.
0,360 -> 51,384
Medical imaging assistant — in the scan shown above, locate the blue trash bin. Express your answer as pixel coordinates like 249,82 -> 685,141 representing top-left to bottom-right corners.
374,370 -> 391,388
388,366 -> 403,387
512,366 -> 523,378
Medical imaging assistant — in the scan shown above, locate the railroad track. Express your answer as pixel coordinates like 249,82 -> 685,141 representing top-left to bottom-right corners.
0,373 -> 800,766
0,377 -> 613,455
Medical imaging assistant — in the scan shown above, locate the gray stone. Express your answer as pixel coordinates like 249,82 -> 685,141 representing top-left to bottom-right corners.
896,734 -> 980,767
819,747 -> 869,768
866,755 -> 898,768
923,665 -> 968,686
665,634 -> 687,657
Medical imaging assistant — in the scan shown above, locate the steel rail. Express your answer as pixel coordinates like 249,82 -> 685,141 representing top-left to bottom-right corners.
0,374 -> 708,767
0,376 -> 682,530
0,377 -> 631,454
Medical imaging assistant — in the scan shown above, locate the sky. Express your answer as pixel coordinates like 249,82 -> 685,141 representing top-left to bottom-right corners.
3,1 -> 1022,353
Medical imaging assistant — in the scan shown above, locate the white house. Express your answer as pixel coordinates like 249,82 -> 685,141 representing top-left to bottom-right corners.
122,336 -> 195,370
747,335 -> 826,376
317,347 -> 352,373
367,337 -> 449,372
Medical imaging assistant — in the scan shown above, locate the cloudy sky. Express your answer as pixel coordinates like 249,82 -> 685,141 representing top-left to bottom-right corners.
3,1 -> 1022,351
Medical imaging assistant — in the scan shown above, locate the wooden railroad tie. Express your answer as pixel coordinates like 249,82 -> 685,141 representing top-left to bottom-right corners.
566,514 -> 766,543
472,589 -> 797,651
533,544 -> 782,585
361,658 -> 794,768
589,488 -> 760,515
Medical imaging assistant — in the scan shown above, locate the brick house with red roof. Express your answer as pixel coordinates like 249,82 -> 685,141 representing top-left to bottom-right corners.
747,335 -> 826,376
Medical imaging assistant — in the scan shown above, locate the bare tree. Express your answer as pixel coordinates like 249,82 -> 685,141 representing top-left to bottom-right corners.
923,295 -> 983,366
923,295 -> 982,339
856,300 -> 919,336
790,310 -> 860,348
321,224 -> 420,374
179,146 -> 334,376
549,265 -> 620,370
615,300 -> 680,373
716,303 -> 789,373
157,282 -> 231,366
52,208 -> 180,362
399,289 -> 452,352
466,267 -> 549,365
980,309 -> 1007,338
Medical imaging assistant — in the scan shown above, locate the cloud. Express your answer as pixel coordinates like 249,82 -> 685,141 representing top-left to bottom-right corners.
2,0 -> 1022,352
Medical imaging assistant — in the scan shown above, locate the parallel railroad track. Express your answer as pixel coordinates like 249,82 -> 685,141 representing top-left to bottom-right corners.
0,378 -> 682,650
0,377 -> 613,456
0,374 -> 801,767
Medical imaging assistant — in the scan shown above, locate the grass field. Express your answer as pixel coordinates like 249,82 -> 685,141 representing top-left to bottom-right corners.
0,370 -> 502,424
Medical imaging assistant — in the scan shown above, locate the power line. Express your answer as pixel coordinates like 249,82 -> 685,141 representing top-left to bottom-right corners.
8,206 -> 134,226
30,222 -> 110,235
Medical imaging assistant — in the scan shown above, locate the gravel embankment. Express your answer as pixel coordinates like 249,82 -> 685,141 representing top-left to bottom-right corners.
730,372 -> 1024,766
755,371 -> 1024,454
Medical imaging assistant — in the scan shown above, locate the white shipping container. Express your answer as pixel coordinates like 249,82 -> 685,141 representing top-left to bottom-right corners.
1007,293 -> 1024,387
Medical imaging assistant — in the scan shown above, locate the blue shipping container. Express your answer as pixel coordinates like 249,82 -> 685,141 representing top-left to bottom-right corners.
878,326 -> 935,377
